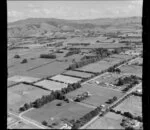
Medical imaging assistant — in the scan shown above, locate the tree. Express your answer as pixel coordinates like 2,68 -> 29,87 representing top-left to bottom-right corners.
113,96 -> 117,101
40,54 -> 56,59
42,120 -> 48,126
124,112 -> 133,119
14,54 -> 20,58
125,126 -> 134,130
21,59 -> 27,64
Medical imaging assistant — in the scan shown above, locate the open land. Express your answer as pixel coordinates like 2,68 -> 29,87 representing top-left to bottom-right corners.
62,70 -> 94,78
50,74 -> 82,84
23,100 -> 93,128
8,83 -> 50,113
34,80 -> 68,91
86,112 -> 124,129
119,64 -> 142,78
113,95 -> 142,117
75,56 -> 124,73
8,75 -> 40,83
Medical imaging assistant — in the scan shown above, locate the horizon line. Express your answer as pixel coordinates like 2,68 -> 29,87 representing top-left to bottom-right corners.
8,15 -> 142,24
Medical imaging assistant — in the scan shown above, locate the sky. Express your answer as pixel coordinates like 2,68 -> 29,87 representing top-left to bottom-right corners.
7,0 -> 143,22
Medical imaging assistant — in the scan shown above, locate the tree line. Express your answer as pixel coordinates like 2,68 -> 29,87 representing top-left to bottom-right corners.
40,53 -> 56,59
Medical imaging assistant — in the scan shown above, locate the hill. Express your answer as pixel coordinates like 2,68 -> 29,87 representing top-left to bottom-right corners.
8,17 -> 142,38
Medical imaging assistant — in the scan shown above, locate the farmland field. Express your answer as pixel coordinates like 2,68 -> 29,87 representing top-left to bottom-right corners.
8,75 -> 40,83
113,95 -> 142,116
10,61 -> 70,78
62,70 -> 94,78
66,83 -> 123,107
50,74 -> 82,84
110,54 -> 134,60
8,58 -> 56,77
86,112 -> 124,129
23,100 -> 93,127
119,64 -> 142,78
8,47 -> 51,60
8,83 -> 50,113
76,57 -> 123,73
34,80 -> 68,91
93,72 -> 122,84
128,57 -> 143,65
68,43 -> 127,49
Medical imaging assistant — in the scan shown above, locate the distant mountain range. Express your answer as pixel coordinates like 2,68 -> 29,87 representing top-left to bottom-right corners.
8,16 -> 142,38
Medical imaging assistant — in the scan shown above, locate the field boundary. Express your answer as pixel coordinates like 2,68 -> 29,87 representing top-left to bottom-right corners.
27,60 -> 56,71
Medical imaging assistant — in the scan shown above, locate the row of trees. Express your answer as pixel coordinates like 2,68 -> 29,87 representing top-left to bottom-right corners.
72,107 -> 102,129
40,53 -> 56,59
19,83 -> 81,112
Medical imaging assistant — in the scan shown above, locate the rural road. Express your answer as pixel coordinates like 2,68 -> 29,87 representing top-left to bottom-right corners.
8,111 -> 47,129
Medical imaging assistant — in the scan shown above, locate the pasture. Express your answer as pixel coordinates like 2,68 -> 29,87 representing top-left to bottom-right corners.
128,57 -> 143,65
62,70 -> 94,78
23,100 -> 93,127
119,64 -> 142,78
8,58 -> 56,77
86,112 -> 124,129
113,95 -> 142,117
8,83 -> 50,113
8,75 -> 40,83
50,74 -> 82,84
14,61 -> 70,78
76,57 -> 123,73
68,43 -> 127,49
66,83 -> 123,107
34,80 -> 68,91
110,54 -> 134,60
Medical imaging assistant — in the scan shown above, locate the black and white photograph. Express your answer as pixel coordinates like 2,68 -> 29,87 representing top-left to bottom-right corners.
7,0 -> 143,129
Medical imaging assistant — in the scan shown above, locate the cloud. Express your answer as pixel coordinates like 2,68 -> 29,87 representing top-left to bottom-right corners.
8,10 -> 25,22
30,8 -> 40,13
8,10 -> 23,18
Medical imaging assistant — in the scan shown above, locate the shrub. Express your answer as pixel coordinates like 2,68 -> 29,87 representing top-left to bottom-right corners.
21,59 -> 27,64
40,54 -> 56,59
14,54 -> 20,58
56,102 -> 62,106
42,121 -> 48,126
